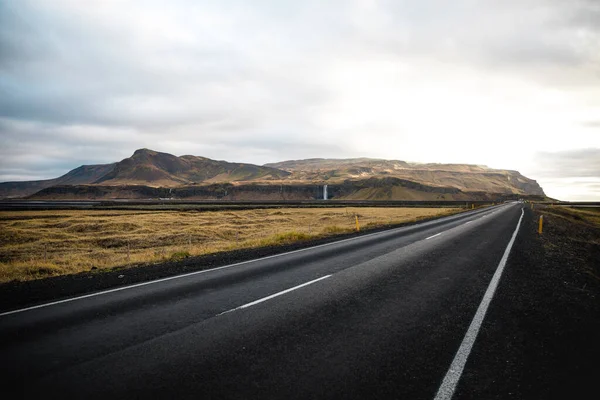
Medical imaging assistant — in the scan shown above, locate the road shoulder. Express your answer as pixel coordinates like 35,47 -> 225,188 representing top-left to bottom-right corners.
455,206 -> 600,399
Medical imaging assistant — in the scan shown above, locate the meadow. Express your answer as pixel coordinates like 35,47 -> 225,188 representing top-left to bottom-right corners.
0,207 -> 459,282
545,206 -> 600,228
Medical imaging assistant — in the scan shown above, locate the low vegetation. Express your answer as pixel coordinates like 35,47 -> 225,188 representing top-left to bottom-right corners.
543,206 -> 600,228
537,205 -> 600,281
0,207 -> 459,282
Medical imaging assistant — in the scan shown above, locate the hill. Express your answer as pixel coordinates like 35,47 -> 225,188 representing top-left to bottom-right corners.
266,158 -> 545,196
0,149 -> 289,198
0,163 -> 116,198
93,148 -> 290,186
0,150 -> 545,200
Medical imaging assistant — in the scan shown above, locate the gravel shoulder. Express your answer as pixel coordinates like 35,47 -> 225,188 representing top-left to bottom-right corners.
456,206 -> 600,399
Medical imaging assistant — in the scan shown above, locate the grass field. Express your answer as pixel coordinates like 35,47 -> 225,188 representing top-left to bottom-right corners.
0,207 -> 459,283
536,205 -> 600,282
543,206 -> 600,228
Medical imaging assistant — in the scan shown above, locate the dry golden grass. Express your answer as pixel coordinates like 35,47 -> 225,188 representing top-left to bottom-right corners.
0,207 -> 459,282
545,206 -> 600,228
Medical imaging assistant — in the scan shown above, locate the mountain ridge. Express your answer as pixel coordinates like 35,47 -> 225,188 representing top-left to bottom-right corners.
0,149 -> 545,199
0,163 -> 117,199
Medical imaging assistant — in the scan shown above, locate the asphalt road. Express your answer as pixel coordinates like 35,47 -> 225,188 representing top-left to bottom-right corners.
1,203 -> 528,399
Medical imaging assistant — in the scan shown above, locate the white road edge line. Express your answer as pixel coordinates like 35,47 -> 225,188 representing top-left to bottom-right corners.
217,275 -> 332,316
1,205 -> 508,318
433,207 -> 524,400
0,206 -> 500,317
426,233 -> 442,240
464,221 -> 473,225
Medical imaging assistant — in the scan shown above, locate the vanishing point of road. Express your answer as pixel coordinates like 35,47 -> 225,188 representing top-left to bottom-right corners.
1,203 -> 551,399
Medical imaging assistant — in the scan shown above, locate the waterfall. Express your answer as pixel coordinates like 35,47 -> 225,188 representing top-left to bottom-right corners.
323,184 -> 328,200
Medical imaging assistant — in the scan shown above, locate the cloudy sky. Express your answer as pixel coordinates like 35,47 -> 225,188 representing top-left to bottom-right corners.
1,0 -> 599,200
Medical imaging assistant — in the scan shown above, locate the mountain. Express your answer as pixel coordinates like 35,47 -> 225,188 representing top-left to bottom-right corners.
0,150 -> 545,200
93,148 -> 290,186
266,158 -> 411,172
0,149 -> 289,198
0,163 -> 116,198
265,158 -> 545,196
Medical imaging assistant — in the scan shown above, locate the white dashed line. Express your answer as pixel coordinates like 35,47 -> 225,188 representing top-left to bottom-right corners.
433,208 -> 524,400
217,274 -> 332,316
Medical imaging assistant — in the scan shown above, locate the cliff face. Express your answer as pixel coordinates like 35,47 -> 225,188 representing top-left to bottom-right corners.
504,171 -> 545,196
3,150 -> 545,200
28,177 -> 543,202
266,158 -> 545,196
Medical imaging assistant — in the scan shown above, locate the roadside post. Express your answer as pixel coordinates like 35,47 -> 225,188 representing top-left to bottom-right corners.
355,215 -> 360,232
538,215 -> 543,234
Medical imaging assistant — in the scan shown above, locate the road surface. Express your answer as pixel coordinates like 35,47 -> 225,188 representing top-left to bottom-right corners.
1,203 -> 530,399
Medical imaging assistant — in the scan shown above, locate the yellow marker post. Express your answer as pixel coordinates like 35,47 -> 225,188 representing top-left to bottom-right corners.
538,215 -> 543,234
472,204 -> 474,209
355,215 -> 360,232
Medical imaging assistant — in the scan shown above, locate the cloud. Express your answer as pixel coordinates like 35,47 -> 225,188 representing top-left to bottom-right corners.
536,178 -> 600,201
2,0 -> 598,128
1,0 -> 599,201
531,148 -> 600,200
582,121 -> 600,128
533,149 -> 600,179
0,0 -> 334,129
